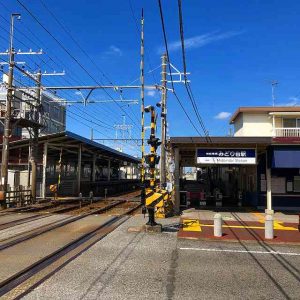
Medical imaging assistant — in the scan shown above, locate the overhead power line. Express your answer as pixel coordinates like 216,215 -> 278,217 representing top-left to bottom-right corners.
177,0 -> 211,142
157,0 -> 204,137
127,0 -> 158,84
16,0 -> 140,130
38,0 -> 141,127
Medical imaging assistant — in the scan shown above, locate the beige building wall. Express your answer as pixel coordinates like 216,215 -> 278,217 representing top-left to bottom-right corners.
233,113 -> 273,137
233,114 -> 244,136
274,116 -> 282,128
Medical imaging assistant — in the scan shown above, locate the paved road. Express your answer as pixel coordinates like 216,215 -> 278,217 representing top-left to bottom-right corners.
23,215 -> 300,300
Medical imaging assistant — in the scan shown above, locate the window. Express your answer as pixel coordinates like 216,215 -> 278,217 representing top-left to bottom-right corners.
293,176 -> 300,192
43,102 -> 50,113
283,118 -> 296,128
53,106 -> 60,119
282,118 -> 300,128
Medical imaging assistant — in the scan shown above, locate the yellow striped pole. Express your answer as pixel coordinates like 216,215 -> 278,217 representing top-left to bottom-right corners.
149,108 -> 156,190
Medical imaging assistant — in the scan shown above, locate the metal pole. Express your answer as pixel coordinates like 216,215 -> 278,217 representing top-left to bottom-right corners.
92,154 -> 96,182
1,14 -> 19,207
90,128 -> 94,141
160,53 -> 167,188
140,9 -> 146,213
149,108 -> 156,190
270,80 -> 278,107
107,159 -> 111,181
265,151 -> 273,214
174,147 -> 180,213
30,70 -> 42,202
146,106 -> 158,226
77,144 -> 82,194
42,142 -> 48,199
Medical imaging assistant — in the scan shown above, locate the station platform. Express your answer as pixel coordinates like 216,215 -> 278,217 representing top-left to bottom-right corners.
178,210 -> 300,244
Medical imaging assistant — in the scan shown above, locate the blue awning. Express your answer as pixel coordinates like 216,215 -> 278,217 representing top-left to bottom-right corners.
272,149 -> 300,168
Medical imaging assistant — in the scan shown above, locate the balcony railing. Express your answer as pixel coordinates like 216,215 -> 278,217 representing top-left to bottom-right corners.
275,128 -> 300,137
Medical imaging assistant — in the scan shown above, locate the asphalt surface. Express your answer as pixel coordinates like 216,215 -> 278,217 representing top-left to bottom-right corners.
20,215 -> 300,300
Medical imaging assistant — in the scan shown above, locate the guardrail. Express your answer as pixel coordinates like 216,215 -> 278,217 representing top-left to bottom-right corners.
2,187 -> 32,207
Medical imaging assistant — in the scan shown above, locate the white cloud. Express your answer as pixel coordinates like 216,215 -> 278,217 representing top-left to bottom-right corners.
214,112 -> 231,120
276,97 -> 299,107
147,90 -> 156,97
103,45 -> 123,57
157,31 -> 242,54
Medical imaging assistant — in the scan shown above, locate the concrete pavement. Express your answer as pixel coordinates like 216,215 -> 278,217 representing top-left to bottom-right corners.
22,215 -> 300,300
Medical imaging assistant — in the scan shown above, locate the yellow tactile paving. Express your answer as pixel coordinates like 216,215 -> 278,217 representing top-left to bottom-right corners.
252,212 -> 297,231
183,219 -> 202,232
182,217 -> 298,232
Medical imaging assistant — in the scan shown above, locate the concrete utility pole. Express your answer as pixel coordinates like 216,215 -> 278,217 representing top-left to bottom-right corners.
140,9 -> 146,213
30,70 -> 42,202
1,13 -> 20,205
160,53 -> 167,188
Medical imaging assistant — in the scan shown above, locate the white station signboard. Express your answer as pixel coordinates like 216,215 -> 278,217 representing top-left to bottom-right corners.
197,149 -> 256,165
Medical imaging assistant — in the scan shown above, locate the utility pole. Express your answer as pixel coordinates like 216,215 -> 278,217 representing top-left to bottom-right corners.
90,128 -> 94,141
30,70 -> 42,202
1,13 -> 20,206
160,53 -> 167,188
140,9 -> 146,214
26,69 -> 64,201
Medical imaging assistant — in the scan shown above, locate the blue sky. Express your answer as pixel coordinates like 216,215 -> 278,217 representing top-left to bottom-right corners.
1,1 -> 300,155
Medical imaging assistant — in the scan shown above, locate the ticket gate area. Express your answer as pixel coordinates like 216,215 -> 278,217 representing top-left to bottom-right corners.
180,165 -> 256,208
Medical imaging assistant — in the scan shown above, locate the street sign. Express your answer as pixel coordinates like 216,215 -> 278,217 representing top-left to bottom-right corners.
197,148 -> 256,165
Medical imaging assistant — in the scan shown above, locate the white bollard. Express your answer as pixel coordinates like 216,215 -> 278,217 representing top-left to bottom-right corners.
265,214 -> 274,239
214,213 -> 223,237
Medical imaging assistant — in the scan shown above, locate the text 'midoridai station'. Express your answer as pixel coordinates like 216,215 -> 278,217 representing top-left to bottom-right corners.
197,149 -> 256,164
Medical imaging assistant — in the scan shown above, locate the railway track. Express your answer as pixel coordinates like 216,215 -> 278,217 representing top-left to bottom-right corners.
0,203 -> 141,299
0,200 -> 126,251
0,201 -> 100,231
0,214 -> 51,231
0,190 -> 140,230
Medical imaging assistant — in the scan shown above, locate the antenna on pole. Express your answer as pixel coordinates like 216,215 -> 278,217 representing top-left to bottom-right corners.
270,80 -> 279,107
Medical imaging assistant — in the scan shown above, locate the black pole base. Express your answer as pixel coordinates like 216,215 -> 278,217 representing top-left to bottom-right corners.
146,207 -> 157,226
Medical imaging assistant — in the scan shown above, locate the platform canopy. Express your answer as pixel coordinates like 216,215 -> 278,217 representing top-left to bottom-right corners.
3,131 -> 140,164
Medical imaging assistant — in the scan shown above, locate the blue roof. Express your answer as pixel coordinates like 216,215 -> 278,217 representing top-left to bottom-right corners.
7,131 -> 140,164
65,131 -> 139,163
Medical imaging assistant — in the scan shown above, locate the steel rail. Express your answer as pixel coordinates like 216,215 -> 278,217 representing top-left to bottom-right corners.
0,203 -> 141,298
0,200 -> 125,251
0,214 -> 51,230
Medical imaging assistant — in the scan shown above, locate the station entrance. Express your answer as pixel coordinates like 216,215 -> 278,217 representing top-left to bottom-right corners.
181,165 -> 257,208
170,136 -> 271,211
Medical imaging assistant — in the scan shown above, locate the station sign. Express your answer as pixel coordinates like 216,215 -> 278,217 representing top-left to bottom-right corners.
196,148 -> 256,165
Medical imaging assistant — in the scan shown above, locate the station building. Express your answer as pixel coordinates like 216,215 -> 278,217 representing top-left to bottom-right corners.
0,131 -> 140,198
0,75 -> 66,141
171,106 -> 300,212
